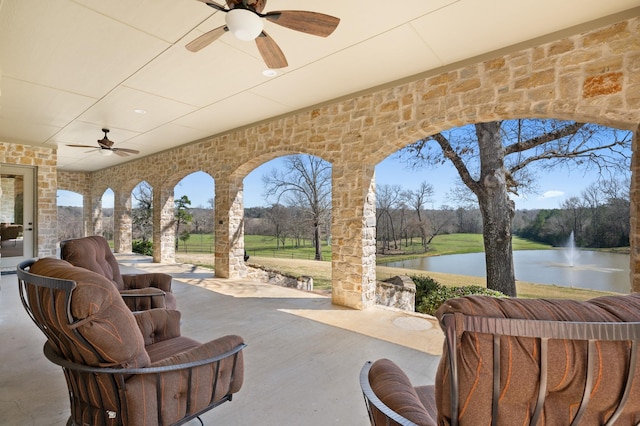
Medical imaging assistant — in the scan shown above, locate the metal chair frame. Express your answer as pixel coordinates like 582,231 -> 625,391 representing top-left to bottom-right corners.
361,313 -> 640,426
18,259 -> 245,426
360,360 -> 420,426
442,314 -> 640,426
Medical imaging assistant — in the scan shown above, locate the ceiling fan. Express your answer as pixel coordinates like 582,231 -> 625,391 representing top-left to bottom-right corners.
66,129 -> 140,157
186,0 -> 340,69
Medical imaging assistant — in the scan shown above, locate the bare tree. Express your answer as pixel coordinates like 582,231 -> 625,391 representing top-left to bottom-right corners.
191,208 -> 212,234
132,181 -> 153,242
265,203 -> 291,249
376,184 -> 403,252
57,206 -> 83,240
401,120 -> 631,296
403,181 -> 434,251
559,196 -> 589,243
263,155 -> 331,260
425,207 -> 456,244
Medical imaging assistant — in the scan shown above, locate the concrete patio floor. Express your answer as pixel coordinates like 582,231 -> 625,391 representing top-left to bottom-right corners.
1,255 -> 444,425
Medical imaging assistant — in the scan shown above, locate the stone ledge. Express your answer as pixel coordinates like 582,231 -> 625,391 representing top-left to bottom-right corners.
376,275 -> 416,312
246,264 -> 314,292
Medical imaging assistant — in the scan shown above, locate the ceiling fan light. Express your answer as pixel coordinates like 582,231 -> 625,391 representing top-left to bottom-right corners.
99,148 -> 114,157
225,9 -> 264,41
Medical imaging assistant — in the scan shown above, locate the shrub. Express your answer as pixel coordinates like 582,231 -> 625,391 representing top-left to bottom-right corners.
411,275 -> 506,316
132,239 -> 153,256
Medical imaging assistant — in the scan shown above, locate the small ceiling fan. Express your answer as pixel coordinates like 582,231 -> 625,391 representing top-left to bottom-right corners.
186,0 -> 340,69
66,129 -> 139,157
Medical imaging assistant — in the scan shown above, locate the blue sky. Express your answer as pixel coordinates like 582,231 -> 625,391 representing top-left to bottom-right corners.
56,154 -> 614,210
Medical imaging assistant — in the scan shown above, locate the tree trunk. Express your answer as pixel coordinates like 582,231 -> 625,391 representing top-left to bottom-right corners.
314,222 -> 322,260
476,122 -> 517,296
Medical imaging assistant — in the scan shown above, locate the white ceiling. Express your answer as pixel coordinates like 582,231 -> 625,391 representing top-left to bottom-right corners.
1,0 -> 638,172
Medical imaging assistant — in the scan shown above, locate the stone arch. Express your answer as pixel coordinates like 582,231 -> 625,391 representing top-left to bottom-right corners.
97,187 -> 115,241
228,149 -> 333,182
164,168 -> 215,192
161,169 -> 217,262
56,188 -> 86,239
57,171 -> 92,237
55,15 -> 640,308
112,178 -> 151,253
216,150 -> 335,278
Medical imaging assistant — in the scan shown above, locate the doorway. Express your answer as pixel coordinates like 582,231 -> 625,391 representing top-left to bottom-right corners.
1,165 -> 36,269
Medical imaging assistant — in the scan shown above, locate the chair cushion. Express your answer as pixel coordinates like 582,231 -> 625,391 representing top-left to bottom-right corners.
435,294 -> 640,425
61,235 -> 124,289
145,336 -> 201,364
126,334 -> 245,426
369,358 -> 437,426
30,257 -> 150,368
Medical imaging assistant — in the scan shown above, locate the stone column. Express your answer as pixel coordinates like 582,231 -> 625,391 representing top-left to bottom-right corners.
331,163 -> 377,309
153,186 -> 175,263
114,191 -> 132,253
631,125 -> 640,293
214,177 -> 246,278
90,192 -> 103,236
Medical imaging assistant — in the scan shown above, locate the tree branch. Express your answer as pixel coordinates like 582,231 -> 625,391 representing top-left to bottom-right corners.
430,134 -> 481,195
509,140 -> 630,175
504,122 -> 586,155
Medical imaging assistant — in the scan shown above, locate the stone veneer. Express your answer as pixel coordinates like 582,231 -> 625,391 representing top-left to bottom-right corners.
0,143 -> 58,258
41,14 -> 640,309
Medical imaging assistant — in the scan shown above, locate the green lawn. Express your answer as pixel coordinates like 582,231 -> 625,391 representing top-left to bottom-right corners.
177,234 -> 332,260
176,232 -> 551,262
427,233 -> 550,255
375,234 -> 551,263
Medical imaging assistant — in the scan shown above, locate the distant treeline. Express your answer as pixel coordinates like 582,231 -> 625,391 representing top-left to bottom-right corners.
57,197 -> 629,250
514,203 -> 629,248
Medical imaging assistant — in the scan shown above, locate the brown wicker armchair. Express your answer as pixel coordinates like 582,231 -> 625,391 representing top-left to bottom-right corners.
18,257 -> 245,426
60,235 -> 177,310
361,294 -> 640,426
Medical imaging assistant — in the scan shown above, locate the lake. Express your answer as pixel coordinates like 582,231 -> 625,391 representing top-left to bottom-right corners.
382,249 -> 631,294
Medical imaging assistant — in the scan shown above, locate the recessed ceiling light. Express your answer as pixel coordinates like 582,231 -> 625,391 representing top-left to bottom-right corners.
262,69 -> 277,77
134,108 -> 147,114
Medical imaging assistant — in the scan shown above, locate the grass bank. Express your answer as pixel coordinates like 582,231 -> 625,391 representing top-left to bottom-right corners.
247,256 -> 619,301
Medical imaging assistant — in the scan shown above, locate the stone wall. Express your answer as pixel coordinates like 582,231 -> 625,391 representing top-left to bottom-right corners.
55,15 -> 640,309
246,265 -> 314,292
1,142 -> 58,258
0,176 -> 16,222
376,276 -> 416,312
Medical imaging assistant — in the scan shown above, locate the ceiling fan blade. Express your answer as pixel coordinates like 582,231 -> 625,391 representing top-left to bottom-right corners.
113,148 -> 139,154
197,0 -> 227,12
186,25 -> 228,52
265,11 -> 340,37
66,144 -> 97,148
112,150 -> 129,157
255,31 -> 287,69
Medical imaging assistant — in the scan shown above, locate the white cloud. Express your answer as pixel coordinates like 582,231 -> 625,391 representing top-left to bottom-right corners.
540,190 -> 564,199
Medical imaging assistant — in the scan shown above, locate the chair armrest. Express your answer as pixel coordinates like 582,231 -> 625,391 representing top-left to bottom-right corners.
45,337 -> 246,375
122,273 -> 172,292
134,309 -> 181,345
43,337 -> 245,426
150,334 -> 246,397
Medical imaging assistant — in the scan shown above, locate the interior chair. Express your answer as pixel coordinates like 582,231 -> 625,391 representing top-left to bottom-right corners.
361,293 -> 640,426
60,235 -> 177,310
18,257 -> 245,426
1,222 -> 22,246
